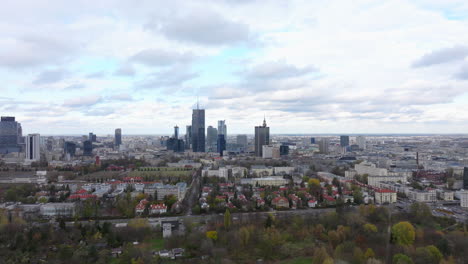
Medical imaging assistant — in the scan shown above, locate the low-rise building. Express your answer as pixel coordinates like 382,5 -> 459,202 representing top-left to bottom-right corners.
374,189 -> 397,204
407,189 -> 437,203
240,176 -> 288,186
40,203 -> 76,218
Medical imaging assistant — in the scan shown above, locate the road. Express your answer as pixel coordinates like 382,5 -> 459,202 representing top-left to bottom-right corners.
66,207 -> 337,227
181,169 -> 201,215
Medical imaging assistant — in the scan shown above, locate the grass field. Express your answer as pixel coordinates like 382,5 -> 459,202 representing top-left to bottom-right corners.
280,257 -> 314,264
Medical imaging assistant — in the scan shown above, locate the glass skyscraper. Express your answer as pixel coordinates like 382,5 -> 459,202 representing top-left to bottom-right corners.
0,116 -> 24,154
191,107 -> 205,152
254,118 -> 270,157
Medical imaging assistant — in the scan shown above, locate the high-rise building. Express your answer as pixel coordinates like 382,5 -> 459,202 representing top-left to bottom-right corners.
174,125 -> 179,139
206,126 -> 218,152
83,140 -> 93,156
463,167 -> 468,190
319,138 -> 329,154
89,132 -> 97,142
64,141 -> 76,157
340,135 -> 350,147
310,137 -> 316,144
255,118 -> 270,157
236,135 -> 248,150
191,106 -> 205,152
185,125 -> 192,150
25,134 -> 40,161
356,136 -> 366,150
0,116 -> 24,154
115,128 -> 122,147
217,134 -> 226,156
218,120 -> 227,137
280,145 -> 289,156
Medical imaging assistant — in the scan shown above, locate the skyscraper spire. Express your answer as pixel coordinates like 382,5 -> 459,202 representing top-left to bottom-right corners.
196,96 -> 199,110
263,115 -> 267,127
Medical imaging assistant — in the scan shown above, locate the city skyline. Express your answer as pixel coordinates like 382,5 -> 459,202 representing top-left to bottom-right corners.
1,1 -> 468,134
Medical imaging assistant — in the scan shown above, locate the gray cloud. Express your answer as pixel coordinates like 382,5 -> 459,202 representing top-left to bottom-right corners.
148,10 -> 250,45
107,93 -> 134,101
114,63 -> 136,76
412,45 -> 468,68
246,60 -> 319,79
63,95 -> 102,108
129,49 -> 194,67
64,83 -> 86,90
136,67 -> 198,90
454,64 -> 468,80
33,69 -> 68,85
86,71 -> 106,78
0,34 -> 79,68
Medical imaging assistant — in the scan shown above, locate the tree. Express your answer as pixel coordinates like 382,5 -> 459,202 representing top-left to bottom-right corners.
364,248 -> 375,259
353,190 -> 364,204
206,230 -> 218,241
364,223 -> 378,233
392,222 -> 415,246
164,194 -> 178,209
224,209 -> 232,230
393,254 -> 414,264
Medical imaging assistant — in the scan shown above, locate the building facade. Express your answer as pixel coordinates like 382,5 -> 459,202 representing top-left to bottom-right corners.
115,128 -> 122,147
25,133 -> 40,162
191,108 -> 205,152
0,116 -> 24,154
254,118 -> 270,157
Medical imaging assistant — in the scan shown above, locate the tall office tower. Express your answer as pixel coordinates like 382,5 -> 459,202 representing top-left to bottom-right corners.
217,134 -> 226,156
115,128 -> 122,147
280,145 -> 289,156
185,125 -> 192,150
310,137 -> 316,144
206,126 -> 218,152
83,140 -> 93,156
0,116 -> 24,154
218,120 -> 227,137
236,135 -> 248,150
254,118 -> 270,157
89,132 -> 97,142
25,134 -> 40,161
318,138 -> 329,154
356,136 -> 366,150
46,137 -> 54,152
464,167 -> 468,189
191,106 -> 205,152
340,135 -> 350,147
174,125 -> 179,139
64,141 -> 76,157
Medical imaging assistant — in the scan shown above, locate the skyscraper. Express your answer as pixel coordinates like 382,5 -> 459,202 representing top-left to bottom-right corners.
217,134 -> 226,156
191,106 -> 205,152
115,128 -> 122,147
206,126 -> 218,152
463,167 -> 468,190
236,135 -> 248,151
89,132 -> 97,142
356,136 -> 366,150
340,135 -> 350,147
254,118 -> 270,157
174,125 -> 179,139
64,141 -> 76,157
25,134 -> 40,161
185,125 -> 192,150
83,140 -> 93,156
218,120 -> 227,137
319,138 -> 329,154
0,116 -> 24,154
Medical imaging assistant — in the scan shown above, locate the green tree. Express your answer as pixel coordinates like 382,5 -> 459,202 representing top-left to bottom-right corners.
364,248 -> 375,259
393,254 -> 414,264
224,209 -> 232,230
164,194 -> 178,209
206,230 -> 218,241
392,221 -> 415,246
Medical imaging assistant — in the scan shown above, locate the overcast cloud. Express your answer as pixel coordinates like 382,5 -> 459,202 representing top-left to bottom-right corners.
1,0 -> 468,134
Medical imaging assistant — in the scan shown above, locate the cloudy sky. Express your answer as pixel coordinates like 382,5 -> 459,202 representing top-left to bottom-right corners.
2,0 -> 468,135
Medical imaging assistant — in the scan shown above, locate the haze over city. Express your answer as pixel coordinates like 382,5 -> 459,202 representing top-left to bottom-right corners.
1,0 -> 468,134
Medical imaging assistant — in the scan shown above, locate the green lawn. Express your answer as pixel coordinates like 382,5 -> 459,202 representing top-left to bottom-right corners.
150,237 -> 165,250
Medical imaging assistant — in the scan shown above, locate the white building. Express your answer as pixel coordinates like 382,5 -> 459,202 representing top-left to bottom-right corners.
40,203 -> 75,217
25,133 -> 41,162
355,162 -> 388,176
368,175 -> 406,187
262,145 -> 280,159
407,189 -> 437,203
460,191 -> 468,208
274,167 -> 295,175
356,136 -> 366,150
240,176 -> 288,186
374,189 -> 397,204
